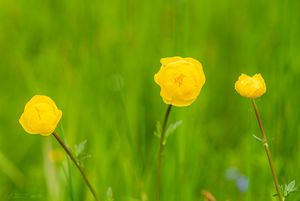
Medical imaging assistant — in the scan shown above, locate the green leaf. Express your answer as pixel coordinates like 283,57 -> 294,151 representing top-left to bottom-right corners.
163,120 -> 183,145
287,180 -> 296,192
74,140 -> 88,157
74,140 -> 91,166
105,187 -> 114,201
154,121 -> 162,139
280,180 -> 298,198
252,134 -> 263,142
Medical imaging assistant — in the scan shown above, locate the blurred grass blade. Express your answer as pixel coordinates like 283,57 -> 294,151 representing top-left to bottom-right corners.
0,151 -> 26,188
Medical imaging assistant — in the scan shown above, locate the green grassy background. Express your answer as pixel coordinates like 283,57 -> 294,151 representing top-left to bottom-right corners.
1,0 -> 300,200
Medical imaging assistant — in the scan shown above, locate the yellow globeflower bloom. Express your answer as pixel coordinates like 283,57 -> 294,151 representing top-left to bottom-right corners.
154,56 -> 206,107
235,73 -> 266,98
19,95 -> 62,136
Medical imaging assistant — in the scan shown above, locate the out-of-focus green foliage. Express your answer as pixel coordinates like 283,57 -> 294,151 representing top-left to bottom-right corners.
1,0 -> 300,200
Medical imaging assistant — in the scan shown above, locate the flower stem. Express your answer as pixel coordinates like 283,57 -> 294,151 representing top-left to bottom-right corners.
52,132 -> 100,201
251,99 -> 284,201
156,104 -> 172,201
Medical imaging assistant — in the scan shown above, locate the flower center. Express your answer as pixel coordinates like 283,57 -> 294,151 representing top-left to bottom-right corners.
174,74 -> 185,86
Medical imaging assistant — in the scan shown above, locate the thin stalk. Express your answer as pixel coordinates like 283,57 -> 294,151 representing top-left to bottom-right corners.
59,123 -> 75,201
52,132 -> 100,201
156,104 -> 172,201
251,99 -> 284,201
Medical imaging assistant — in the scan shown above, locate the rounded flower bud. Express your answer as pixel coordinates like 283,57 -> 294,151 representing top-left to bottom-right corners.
235,73 -> 266,98
19,95 -> 62,136
154,56 -> 206,107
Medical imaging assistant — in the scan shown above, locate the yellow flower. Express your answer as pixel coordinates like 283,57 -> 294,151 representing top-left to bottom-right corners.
154,56 -> 206,107
235,73 -> 266,98
19,95 -> 62,136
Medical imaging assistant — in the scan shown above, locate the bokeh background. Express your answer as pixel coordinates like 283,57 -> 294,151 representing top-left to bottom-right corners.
1,0 -> 300,200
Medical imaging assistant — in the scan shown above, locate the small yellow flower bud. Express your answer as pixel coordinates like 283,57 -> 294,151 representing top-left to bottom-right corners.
19,95 -> 62,136
48,149 -> 64,163
235,73 -> 266,98
154,56 -> 206,107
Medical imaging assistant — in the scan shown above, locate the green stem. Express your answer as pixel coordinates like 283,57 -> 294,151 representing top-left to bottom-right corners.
156,105 -> 172,201
52,132 -> 100,201
251,99 -> 284,201
59,123 -> 75,201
